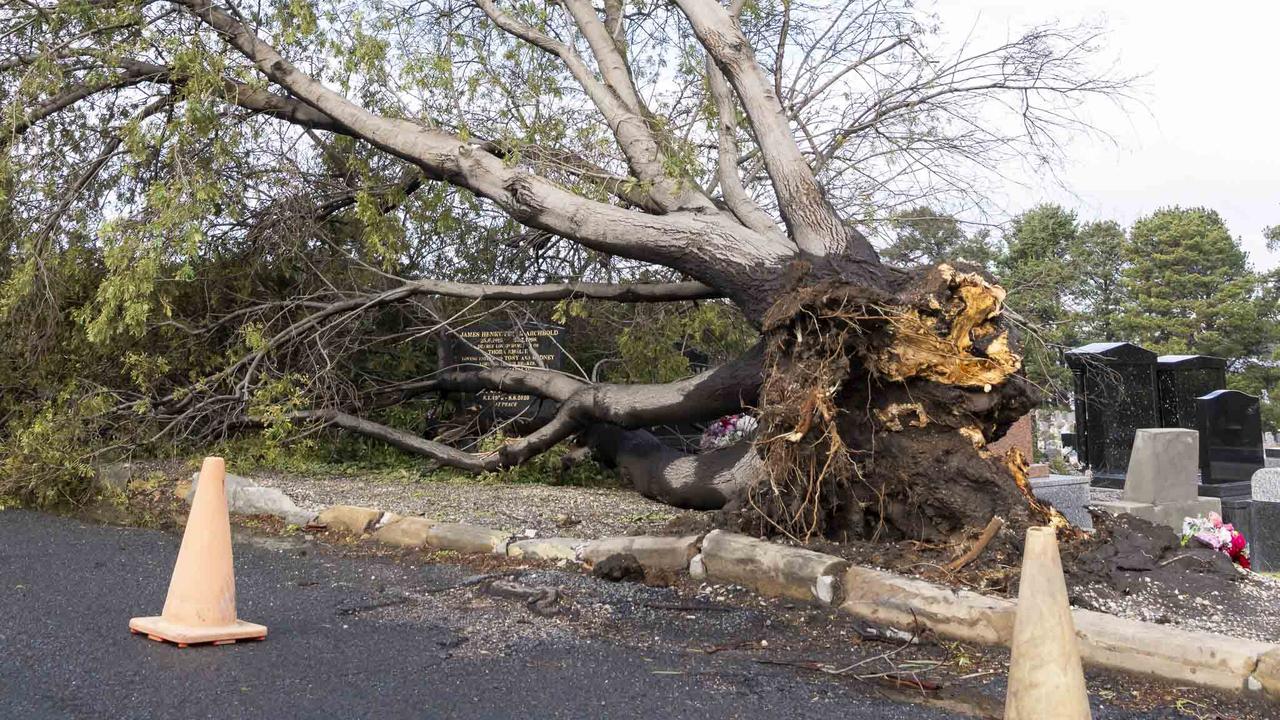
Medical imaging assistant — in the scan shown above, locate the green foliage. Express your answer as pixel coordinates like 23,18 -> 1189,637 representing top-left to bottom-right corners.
1117,207 -> 1274,360
0,388 -> 112,507
995,204 -> 1083,395
1068,220 -> 1128,341
440,435 -> 620,488
992,205 -> 1278,426
613,302 -> 756,384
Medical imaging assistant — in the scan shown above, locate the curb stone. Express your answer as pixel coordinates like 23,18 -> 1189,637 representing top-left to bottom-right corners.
426,522 -> 510,555
1072,608 -> 1274,693
701,530 -> 848,606
315,505 -> 384,535
184,471 -> 315,526
371,517 -> 436,548
1256,648 -> 1280,700
580,535 -> 702,572
317,498 -> 1280,701
508,537 -> 586,562
838,564 -> 1278,694
840,565 -> 1016,646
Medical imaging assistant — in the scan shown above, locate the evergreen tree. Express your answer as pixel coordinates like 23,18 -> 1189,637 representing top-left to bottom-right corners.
881,206 -> 997,269
996,204 -> 1082,397
1118,208 -> 1272,360
1068,220 -> 1129,341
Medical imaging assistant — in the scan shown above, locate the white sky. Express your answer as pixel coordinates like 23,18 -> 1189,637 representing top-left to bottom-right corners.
929,0 -> 1279,270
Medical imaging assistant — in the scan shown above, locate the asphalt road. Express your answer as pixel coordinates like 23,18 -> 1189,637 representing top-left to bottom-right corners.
0,510 -> 966,720
4,510 -> 1270,720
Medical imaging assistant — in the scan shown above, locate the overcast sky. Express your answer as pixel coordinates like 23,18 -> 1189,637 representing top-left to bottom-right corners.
928,1 -> 1279,270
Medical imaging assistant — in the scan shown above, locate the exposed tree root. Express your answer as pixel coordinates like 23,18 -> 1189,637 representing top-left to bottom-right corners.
750,264 -> 1057,542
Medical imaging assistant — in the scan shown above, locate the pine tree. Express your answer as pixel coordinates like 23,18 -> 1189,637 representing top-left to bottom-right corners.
997,204 -> 1082,397
1118,207 -> 1271,361
881,206 -> 997,270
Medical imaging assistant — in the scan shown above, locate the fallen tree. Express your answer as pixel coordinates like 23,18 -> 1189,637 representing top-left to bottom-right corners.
1,0 -> 1126,538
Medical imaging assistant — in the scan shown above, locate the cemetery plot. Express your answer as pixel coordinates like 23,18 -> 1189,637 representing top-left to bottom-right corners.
1196,389 -> 1265,498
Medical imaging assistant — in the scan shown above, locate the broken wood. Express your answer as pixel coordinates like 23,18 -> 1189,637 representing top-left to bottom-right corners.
946,516 -> 1005,572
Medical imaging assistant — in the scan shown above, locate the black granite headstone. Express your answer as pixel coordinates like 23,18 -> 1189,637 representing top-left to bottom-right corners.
1195,389 -> 1264,499
1220,497 -> 1254,551
1156,354 -> 1226,430
1064,342 -> 1160,488
441,322 -> 565,420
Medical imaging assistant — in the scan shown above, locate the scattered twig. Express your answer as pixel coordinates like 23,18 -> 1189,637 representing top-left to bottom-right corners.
687,640 -> 757,655
337,595 -> 414,615
878,673 -> 941,691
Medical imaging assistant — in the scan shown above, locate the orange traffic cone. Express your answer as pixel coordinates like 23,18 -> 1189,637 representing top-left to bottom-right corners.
1005,526 -> 1091,719
129,457 -> 267,647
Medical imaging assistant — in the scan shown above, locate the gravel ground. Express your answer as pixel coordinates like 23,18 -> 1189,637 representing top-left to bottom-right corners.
1090,486 -> 1123,503
249,469 -> 712,539
1072,569 -> 1280,641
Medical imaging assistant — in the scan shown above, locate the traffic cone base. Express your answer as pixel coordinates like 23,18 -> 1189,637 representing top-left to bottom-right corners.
128,616 -> 267,646
130,456 -> 267,648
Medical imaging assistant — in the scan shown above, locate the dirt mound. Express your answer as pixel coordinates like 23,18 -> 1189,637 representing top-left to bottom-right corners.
1060,513 -> 1241,617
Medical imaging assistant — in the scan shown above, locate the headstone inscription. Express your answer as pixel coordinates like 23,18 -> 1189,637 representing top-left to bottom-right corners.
441,322 -> 565,419
1064,342 -> 1160,488
1095,428 -> 1221,530
1195,389 -> 1264,499
1250,468 -> 1280,572
1156,354 -> 1226,430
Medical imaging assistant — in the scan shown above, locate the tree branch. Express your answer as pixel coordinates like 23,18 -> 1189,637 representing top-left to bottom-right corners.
172,0 -> 794,296
672,0 -> 874,261
706,56 -> 784,240
474,0 -> 709,212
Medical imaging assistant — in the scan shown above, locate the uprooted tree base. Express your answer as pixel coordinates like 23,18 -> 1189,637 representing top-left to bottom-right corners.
739,263 -> 1056,543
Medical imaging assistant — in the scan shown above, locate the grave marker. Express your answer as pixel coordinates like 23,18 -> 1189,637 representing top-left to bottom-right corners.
1064,342 -> 1159,488
1095,428 -> 1221,531
1195,389 -> 1264,499
1249,468 -> 1280,572
1156,354 -> 1226,430
440,322 -> 565,420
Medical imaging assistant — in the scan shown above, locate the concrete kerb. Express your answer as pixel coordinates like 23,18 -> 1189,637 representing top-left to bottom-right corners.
308,500 -> 1280,700
579,534 -> 703,572
700,530 -> 848,606
836,564 -> 1278,695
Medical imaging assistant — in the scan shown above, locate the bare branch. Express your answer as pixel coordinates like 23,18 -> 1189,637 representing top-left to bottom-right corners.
172,0 -> 794,295
672,0 -> 873,260
706,56 -> 785,240
475,0 -> 709,212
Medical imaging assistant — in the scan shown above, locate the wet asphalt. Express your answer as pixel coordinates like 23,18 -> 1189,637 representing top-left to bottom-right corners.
0,510 -> 962,719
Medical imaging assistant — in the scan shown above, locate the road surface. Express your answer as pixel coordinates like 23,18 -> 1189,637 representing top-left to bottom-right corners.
1,509 -> 1269,719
